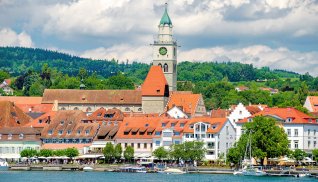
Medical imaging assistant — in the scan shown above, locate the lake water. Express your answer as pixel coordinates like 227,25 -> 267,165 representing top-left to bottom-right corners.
0,170 -> 315,182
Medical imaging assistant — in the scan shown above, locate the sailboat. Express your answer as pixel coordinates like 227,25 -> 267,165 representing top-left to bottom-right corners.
233,132 -> 266,176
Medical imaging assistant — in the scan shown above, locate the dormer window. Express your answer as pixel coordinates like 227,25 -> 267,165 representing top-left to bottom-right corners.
38,119 -> 43,124
212,125 -> 217,129
155,131 -> 161,136
85,130 -> 90,135
77,130 -> 81,135
114,122 -> 118,126
67,130 -> 71,135
8,134 -> 12,140
162,123 -> 166,127
190,125 -> 194,129
48,130 -> 53,135
60,121 -> 64,125
286,118 -> 292,123
171,123 -> 175,127
97,113 -> 102,117
180,123 -> 184,128
239,111 -> 242,115
145,123 -> 149,127
68,121 -> 73,125
58,130 -> 63,135
248,118 -> 253,122
19,134 -> 24,139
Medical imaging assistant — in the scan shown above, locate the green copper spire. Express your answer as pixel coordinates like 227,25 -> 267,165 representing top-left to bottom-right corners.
159,3 -> 172,26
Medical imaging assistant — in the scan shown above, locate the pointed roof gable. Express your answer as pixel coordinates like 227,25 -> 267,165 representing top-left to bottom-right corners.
166,92 -> 202,116
0,101 -> 33,128
306,96 -> 318,112
142,66 -> 169,96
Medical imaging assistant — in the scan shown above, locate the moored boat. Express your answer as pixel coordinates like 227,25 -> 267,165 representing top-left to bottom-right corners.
83,166 -> 94,172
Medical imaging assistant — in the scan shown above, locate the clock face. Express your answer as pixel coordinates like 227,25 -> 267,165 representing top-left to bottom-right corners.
159,47 -> 167,55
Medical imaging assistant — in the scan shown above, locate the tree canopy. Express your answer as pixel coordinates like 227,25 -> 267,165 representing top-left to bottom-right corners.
153,147 -> 169,161
103,142 -> 115,163
124,146 -> 134,162
227,116 -> 289,165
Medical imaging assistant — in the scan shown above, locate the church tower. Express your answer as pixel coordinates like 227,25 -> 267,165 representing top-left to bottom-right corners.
152,3 -> 177,91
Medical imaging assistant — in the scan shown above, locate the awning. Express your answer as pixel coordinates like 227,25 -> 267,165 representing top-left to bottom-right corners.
75,154 -> 103,159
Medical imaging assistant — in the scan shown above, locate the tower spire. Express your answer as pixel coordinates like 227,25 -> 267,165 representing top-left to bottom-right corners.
160,3 -> 172,26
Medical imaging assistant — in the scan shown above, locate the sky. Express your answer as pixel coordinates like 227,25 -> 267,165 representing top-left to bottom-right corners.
0,0 -> 317,76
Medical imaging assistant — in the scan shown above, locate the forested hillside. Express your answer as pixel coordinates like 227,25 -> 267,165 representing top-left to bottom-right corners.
1,47 -> 317,110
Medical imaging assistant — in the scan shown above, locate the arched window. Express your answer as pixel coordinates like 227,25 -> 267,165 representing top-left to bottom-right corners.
74,107 -> 79,110
158,63 -> 162,68
87,107 -> 92,112
125,107 -> 130,112
163,63 -> 168,72
61,107 -> 66,110
138,108 -> 142,112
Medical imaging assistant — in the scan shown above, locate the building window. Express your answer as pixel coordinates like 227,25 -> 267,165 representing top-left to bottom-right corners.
0,134 -> 1,139
226,126 -> 229,135
125,107 -> 130,112
155,131 -> 161,136
190,125 -> 194,129
314,130 -> 316,136
38,119 -> 42,124
180,123 -> 184,128
19,134 -> 24,139
131,143 -> 134,148
158,63 -> 162,68
61,107 -> 66,110
67,130 -> 71,135
77,130 -> 81,135
294,140 -> 299,149
58,130 -> 63,135
314,141 -> 317,148
163,141 -> 172,146
308,141 -> 311,148
144,143 -> 147,149
60,121 -> 64,125
125,143 -> 128,148
287,129 -> 291,136
145,123 -> 149,127
163,63 -> 168,72
171,123 -> 175,127
308,129 -> 310,136
239,111 -> 242,115
174,140 -> 180,144
294,129 -> 298,137
174,131 -> 180,136
138,108 -> 142,112
162,123 -> 166,127
7,134 -> 12,140
85,130 -> 90,135
87,107 -> 92,112
74,107 -> 79,110
155,141 -> 160,146
137,143 -> 140,149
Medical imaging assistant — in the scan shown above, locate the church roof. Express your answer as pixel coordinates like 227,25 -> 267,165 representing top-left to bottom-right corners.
42,89 -> 141,104
141,66 -> 169,96
159,3 -> 172,26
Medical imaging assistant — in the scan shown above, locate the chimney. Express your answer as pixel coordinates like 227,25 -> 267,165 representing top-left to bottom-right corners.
47,116 -> 51,124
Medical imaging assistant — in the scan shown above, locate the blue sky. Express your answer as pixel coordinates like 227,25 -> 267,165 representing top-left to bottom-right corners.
0,0 -> 317,76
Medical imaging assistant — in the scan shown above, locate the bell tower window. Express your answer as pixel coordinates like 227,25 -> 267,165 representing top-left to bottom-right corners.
163,63 -> 168,72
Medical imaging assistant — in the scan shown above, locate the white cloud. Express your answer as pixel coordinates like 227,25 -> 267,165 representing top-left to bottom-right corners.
81,44 -> 318,76
81,44 -> 152,62
0,28 -> 33,47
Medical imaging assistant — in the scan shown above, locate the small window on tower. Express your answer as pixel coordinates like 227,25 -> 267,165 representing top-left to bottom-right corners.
163,63 -> 168,72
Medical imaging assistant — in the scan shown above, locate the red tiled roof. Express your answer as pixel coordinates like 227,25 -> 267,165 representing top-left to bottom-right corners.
245,106 -> 261,115
27,111 -> 56,128
238,107 -> 314,124
88,108 -> 124,122
41,143 -> 90,150
211,109 -> 229,118
166,92 -> 201,116
0,101 -> 33,128
307,96 -> 318,112
16,104 -> 53,113
116,117 -> 161,139
183,117 -> 227,133
42,89 -> 141,104
0,96 -> 42,104
141,66 -> 169,96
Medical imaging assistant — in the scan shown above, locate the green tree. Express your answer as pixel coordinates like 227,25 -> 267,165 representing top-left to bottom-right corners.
53,149 -> 66,156
241,116 -> 290,165
78,67 -> 88,79
292,149 -> 307,162
312,149 -> 318,162
114,143 -> 123,162
20,149 -> 38,158
0,70 -> 10,83
106,73 -> 134,90
38,149 -> 53,157
124,146 -> 134,162
170,141 -> 206,162
103,142 -> 114,163
29,81 -> 44,96
64,148 -> 79,159
153,147 -> 169,161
